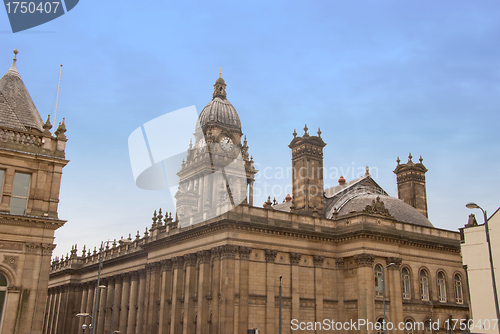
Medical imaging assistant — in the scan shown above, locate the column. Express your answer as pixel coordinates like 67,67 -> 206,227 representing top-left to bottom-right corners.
43,290 -> 54,334
249,181 -> 254,206
86,284 -> 95,330
97,280 -> 108,334
313,256 -> 325,326
119,274 -> 131,334
211,247 -> 221,334
290,253 -> 302,322
147,262 -> 162,333
265,249 -> 278,334
354,254 -> 375,334
78,284 -> 89,334
113,276 -> 123,333
335,258 -> 345,324
142,265 -> 152,334
127,272 -> 139,334
159,260 -> 173,334
238,247 -> 252,334
104,278 -> 115,334
387,257 -> 403,334
136,269 -> 147,334
56,285 -> 69,334
170,256 -> 185,334
196,250 -> 211,334
220,245 -> 238,334
183,253 -> 198,334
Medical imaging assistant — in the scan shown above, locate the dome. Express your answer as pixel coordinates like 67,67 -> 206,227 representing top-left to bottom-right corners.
197,97 -> 241,131
215,76 -> 225,85
337,194 -> 433,227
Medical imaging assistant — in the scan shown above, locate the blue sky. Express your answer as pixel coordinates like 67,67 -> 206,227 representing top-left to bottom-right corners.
1,0 -> 499,258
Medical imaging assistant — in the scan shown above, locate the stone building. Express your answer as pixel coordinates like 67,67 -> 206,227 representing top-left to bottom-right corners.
45,73 -> 469,334
0,50 -> 69,333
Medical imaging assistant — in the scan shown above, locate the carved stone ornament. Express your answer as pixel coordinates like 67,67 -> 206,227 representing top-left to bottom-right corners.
211,246 -> 221,259
362,196 -> 393,218
161,259 -> 173,271
3,255 -> 19,270
25,243 -> 40,254
184,253 -> 197,267
0,241 -> 23,251
386,257 -> 403,269
197,250 -> 212,264
290,252 -> 302,266
354,254 -> 375,268
313,255 -> 325,268
238,247 -> 252,260
172,256 -> 185,270
41,243 -> 56,256
220,245 -> 238,260
265,250 -> 278,263
335,257 -> 345,269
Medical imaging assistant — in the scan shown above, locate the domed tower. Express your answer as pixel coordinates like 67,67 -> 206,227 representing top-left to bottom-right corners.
175,70 -> 257,225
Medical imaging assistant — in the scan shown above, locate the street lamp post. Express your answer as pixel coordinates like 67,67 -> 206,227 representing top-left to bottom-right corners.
466,202 -> 500,333
382,263 -> 396,334
76,313 -> 93,333
99,285 -> 116,334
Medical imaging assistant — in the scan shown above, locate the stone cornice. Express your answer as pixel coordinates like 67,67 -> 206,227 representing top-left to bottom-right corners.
0,212 -> 66,229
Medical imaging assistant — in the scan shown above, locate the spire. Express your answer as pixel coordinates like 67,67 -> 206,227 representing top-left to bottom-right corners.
9,49 -> 19,74
213,69 -> 227,100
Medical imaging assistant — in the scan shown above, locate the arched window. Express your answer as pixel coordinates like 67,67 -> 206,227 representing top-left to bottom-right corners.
376,318 -> 385,334
374,264 -> 383,297
438,271 -> 447,302
454,274 -> 463,304
0,272 -> 8,327
402,267 -> 411,299
404,319 -> 414,334
420,270 -> 429,301
424,320 -> 432,334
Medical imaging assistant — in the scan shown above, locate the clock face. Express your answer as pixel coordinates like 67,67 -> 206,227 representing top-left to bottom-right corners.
220,136 -> 233,152
197,138 -> 206,152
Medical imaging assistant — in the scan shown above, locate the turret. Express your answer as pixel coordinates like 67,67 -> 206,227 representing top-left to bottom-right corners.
393,153 -> 428,218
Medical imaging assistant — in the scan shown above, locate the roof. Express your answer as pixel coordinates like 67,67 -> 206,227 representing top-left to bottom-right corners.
197,97 -> 241,131
335,194 -> 434,227
0,56 -> 44,132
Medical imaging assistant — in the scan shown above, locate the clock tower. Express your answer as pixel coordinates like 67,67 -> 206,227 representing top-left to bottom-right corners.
175,71 -> 257,226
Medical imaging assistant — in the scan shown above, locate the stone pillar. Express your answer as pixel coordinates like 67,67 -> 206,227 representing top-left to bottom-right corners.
387,257 -> 403,333
249,181 -> 254,206
220,245 -> 238,334
197,250 -> 211,334
86,284 -> 95,328
66,284 -> 82,334
48,287 -> 59,334
238,246 -> 252,334
159,260 -> 173,334
147,262 -> 162,333
183,253 -> 198,334
290,252 -> 302,322
354,254 -> 375,334
78,284 -> 89,334
113,276 -> 123,333
136,269 -> 147,334
265,249 -> 278,334
56,285 -> 69,334
335,258 -> 345,324
127,272 -> 139,334
104,278 -> 115,334
211,247 -> 221,334
97,280 -> 107,334
119,274 -> 130,334
170,256 -> 185,334
142,265 -> 152,333
313,256 -> 325,325
44,290 -> 54,334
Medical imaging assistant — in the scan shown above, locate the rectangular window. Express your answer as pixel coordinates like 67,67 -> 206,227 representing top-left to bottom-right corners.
0,170 -> 4,200
10,172 -> 30,215
420,277 -> 429,301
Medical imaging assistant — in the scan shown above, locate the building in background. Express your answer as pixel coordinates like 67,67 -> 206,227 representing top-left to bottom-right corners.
461,208 -> 500,334
0,50 -> 69,333
45,73 -> 469,334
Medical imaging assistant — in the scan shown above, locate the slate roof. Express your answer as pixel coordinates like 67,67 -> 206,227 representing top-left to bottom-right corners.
197,97 -> 241,131
0,58 -> 44,132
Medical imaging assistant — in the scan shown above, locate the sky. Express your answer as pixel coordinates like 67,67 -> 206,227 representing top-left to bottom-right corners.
1,0 -> 499,259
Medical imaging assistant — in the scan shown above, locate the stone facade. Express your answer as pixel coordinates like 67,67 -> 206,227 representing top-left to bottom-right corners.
0,50 -> 69,333
44,74 -> 469,334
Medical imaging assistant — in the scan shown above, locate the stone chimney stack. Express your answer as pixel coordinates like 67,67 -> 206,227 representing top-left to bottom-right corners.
289,125 -> 326,215
393,153 -> 428,218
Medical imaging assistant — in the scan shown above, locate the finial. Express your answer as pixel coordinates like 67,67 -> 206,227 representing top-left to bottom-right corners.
419,155 -> 423,163
365,165 -> 370,175
303,124 -> 308,135
13,49 -> 18,59
189,138 -> 193,149
396,156 -> 400,165
293,129 -> 297,138
219,67 -> 222,77
408,152 -> 413,162
317,127 -> 322,137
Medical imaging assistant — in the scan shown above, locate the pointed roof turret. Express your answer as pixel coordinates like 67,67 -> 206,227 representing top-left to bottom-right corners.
0,49 -> 44,132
